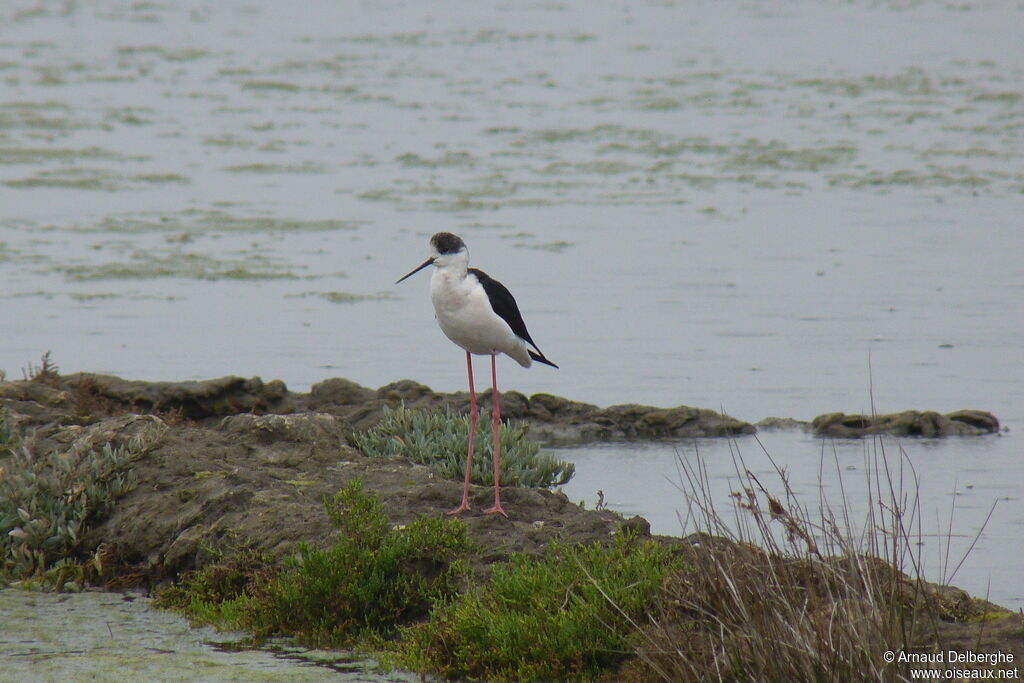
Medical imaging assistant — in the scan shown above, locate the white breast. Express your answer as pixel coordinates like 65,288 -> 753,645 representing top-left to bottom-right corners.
430,269 -> 531,366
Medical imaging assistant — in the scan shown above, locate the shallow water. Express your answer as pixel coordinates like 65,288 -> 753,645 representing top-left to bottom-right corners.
0,0 -> 1021,657
0,589 -> 418,681
556,429 -> 1023,610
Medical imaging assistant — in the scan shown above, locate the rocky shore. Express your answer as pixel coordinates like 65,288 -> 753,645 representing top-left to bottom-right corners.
0,372 -> 1000,443
1,371 -> 1017,680
2,372 -> 684,584
0,371 -> 1003,580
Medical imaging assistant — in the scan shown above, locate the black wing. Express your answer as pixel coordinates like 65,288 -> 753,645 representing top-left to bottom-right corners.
469,267 -> 558,368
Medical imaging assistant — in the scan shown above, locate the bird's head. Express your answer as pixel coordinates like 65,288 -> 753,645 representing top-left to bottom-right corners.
396,232 -> 468,283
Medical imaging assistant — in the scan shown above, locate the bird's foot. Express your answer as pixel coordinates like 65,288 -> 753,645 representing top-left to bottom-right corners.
447,500 -> 472,516
483,503 -> 508,518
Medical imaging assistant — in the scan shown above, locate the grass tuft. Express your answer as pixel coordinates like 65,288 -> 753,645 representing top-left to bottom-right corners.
620,437 -> 970,681
353,404 -> 574,488
258,480 -> 474,646
23,350 -> 59,383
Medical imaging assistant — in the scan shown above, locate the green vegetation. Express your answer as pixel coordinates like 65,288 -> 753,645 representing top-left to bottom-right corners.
148,439 -> 1002,682
57,251 -> 299,282
353,404 -> 574,488
0,434 -> 140,589
90,209 -> 360,234
255,480 -> 474,647
284,290 -> 397,304
398,532 -> 679,682
3,168 -> 121,191
157,481 -> 677,680
157,480 -> 475,648
0,355 -> 155,589
151,544 -> 276,632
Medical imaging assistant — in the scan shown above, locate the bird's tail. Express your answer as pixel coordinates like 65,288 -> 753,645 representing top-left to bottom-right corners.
529,350 -> 559,369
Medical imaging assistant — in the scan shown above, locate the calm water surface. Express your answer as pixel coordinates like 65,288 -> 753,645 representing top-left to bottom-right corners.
0,0 -> 1021,660
0,589 -> 418,681
557,430 -> 1022,609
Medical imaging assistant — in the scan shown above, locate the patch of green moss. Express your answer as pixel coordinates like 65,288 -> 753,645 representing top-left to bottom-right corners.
4,168 -> 121,191
241,80 -> 302,92
223,162 -> 325,174
968,611 -> 1014,624
134,173 -> 189,184
57,251 -> 298,282
0,146 -> 113,164
284,291 -> 399,304
397,531 -> 680,681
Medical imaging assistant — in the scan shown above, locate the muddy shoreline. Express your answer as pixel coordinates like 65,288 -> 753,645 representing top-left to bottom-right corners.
1,372 -> 1018,678
0,371 -> 1004,582
0,372 -> 1001,443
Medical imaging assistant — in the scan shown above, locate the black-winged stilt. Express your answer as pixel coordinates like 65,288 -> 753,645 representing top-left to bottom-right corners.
396,232 -> 557,518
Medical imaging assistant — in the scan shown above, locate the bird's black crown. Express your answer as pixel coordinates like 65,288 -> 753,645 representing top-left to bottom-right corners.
431,232 -> 465,255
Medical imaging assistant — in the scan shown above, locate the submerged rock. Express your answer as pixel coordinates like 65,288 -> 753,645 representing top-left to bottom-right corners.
756,416 -> 812,431
811,409 -> 1000,438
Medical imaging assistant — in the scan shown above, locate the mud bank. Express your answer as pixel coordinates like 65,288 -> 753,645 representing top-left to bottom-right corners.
1,371 -> 1019,679
0,372 -> 1000,443
0,371 -> 1003,584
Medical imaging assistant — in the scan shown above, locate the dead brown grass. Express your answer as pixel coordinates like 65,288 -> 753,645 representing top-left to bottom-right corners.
615,436 -> 994,682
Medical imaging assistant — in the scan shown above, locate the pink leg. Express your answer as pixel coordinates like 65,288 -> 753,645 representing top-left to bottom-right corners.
448,352 -> 476,515
484,353 -> 508,518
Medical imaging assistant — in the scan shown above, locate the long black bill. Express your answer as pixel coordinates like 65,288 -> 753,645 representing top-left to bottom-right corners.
395,258 -> 434,284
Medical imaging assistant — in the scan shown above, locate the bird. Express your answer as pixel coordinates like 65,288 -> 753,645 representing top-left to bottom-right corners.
396,232 -> 557,518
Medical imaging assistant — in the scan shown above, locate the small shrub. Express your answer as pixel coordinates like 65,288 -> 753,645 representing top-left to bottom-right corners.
0,440 -> 140,588
23,350 -> 59,383
400,531 -> 679,682
154,544 -> 277,631
353,404 -> 574,488
249,479 -> 475,647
